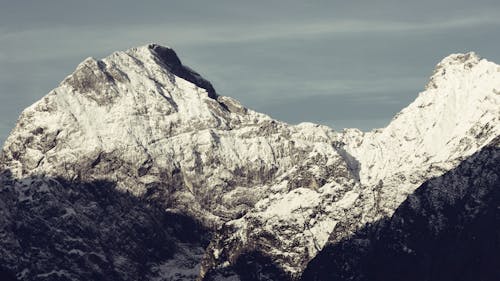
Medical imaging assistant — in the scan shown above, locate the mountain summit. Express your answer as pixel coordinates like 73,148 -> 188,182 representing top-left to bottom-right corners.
0,44 -> 499,280
147,44 -> 218,99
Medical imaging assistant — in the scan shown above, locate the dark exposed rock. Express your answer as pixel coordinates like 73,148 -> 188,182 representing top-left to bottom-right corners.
149,44 -> 217,100
0,172 -> 209,281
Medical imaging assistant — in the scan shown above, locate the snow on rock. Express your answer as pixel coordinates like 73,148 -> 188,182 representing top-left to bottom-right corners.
0,44 -> 498,280
151,244 -> 206,281
344,52 -> 500,218
203,52 -> 499,279
0,44 -> 358,279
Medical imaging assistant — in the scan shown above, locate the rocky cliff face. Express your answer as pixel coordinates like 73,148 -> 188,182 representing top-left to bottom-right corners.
0,44 -> 498,280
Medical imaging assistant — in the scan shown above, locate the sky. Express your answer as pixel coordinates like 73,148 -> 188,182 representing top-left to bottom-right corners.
1,1 -> 500,144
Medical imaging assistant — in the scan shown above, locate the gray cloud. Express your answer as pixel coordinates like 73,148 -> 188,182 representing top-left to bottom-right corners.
1,1 -> 500,143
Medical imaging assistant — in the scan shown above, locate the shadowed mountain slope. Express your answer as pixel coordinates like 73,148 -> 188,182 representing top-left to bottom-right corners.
302,137 -> 500,281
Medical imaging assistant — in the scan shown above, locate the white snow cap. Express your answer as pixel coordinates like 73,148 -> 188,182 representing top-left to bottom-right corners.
438,51 -> 480,66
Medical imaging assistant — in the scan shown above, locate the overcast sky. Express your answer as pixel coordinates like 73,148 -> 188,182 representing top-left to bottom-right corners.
1,1 -> 500,144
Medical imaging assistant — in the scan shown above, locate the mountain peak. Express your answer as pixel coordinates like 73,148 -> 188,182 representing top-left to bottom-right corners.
347,50 -> 500,189
439,51 -> 480,66
147,43 -> 182,66
1,44 -> 242,179
425,51 -> 485,90
140,43 -> 218,99
62,44 -> 217,101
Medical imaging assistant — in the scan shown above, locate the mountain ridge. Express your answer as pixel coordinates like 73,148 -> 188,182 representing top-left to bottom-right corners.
0,44 -> 498,280
302,136 -> 500,281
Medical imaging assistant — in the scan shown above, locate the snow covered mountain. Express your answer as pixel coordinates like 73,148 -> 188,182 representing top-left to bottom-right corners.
302,136 -> 500,281
0,44 -> 498,280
